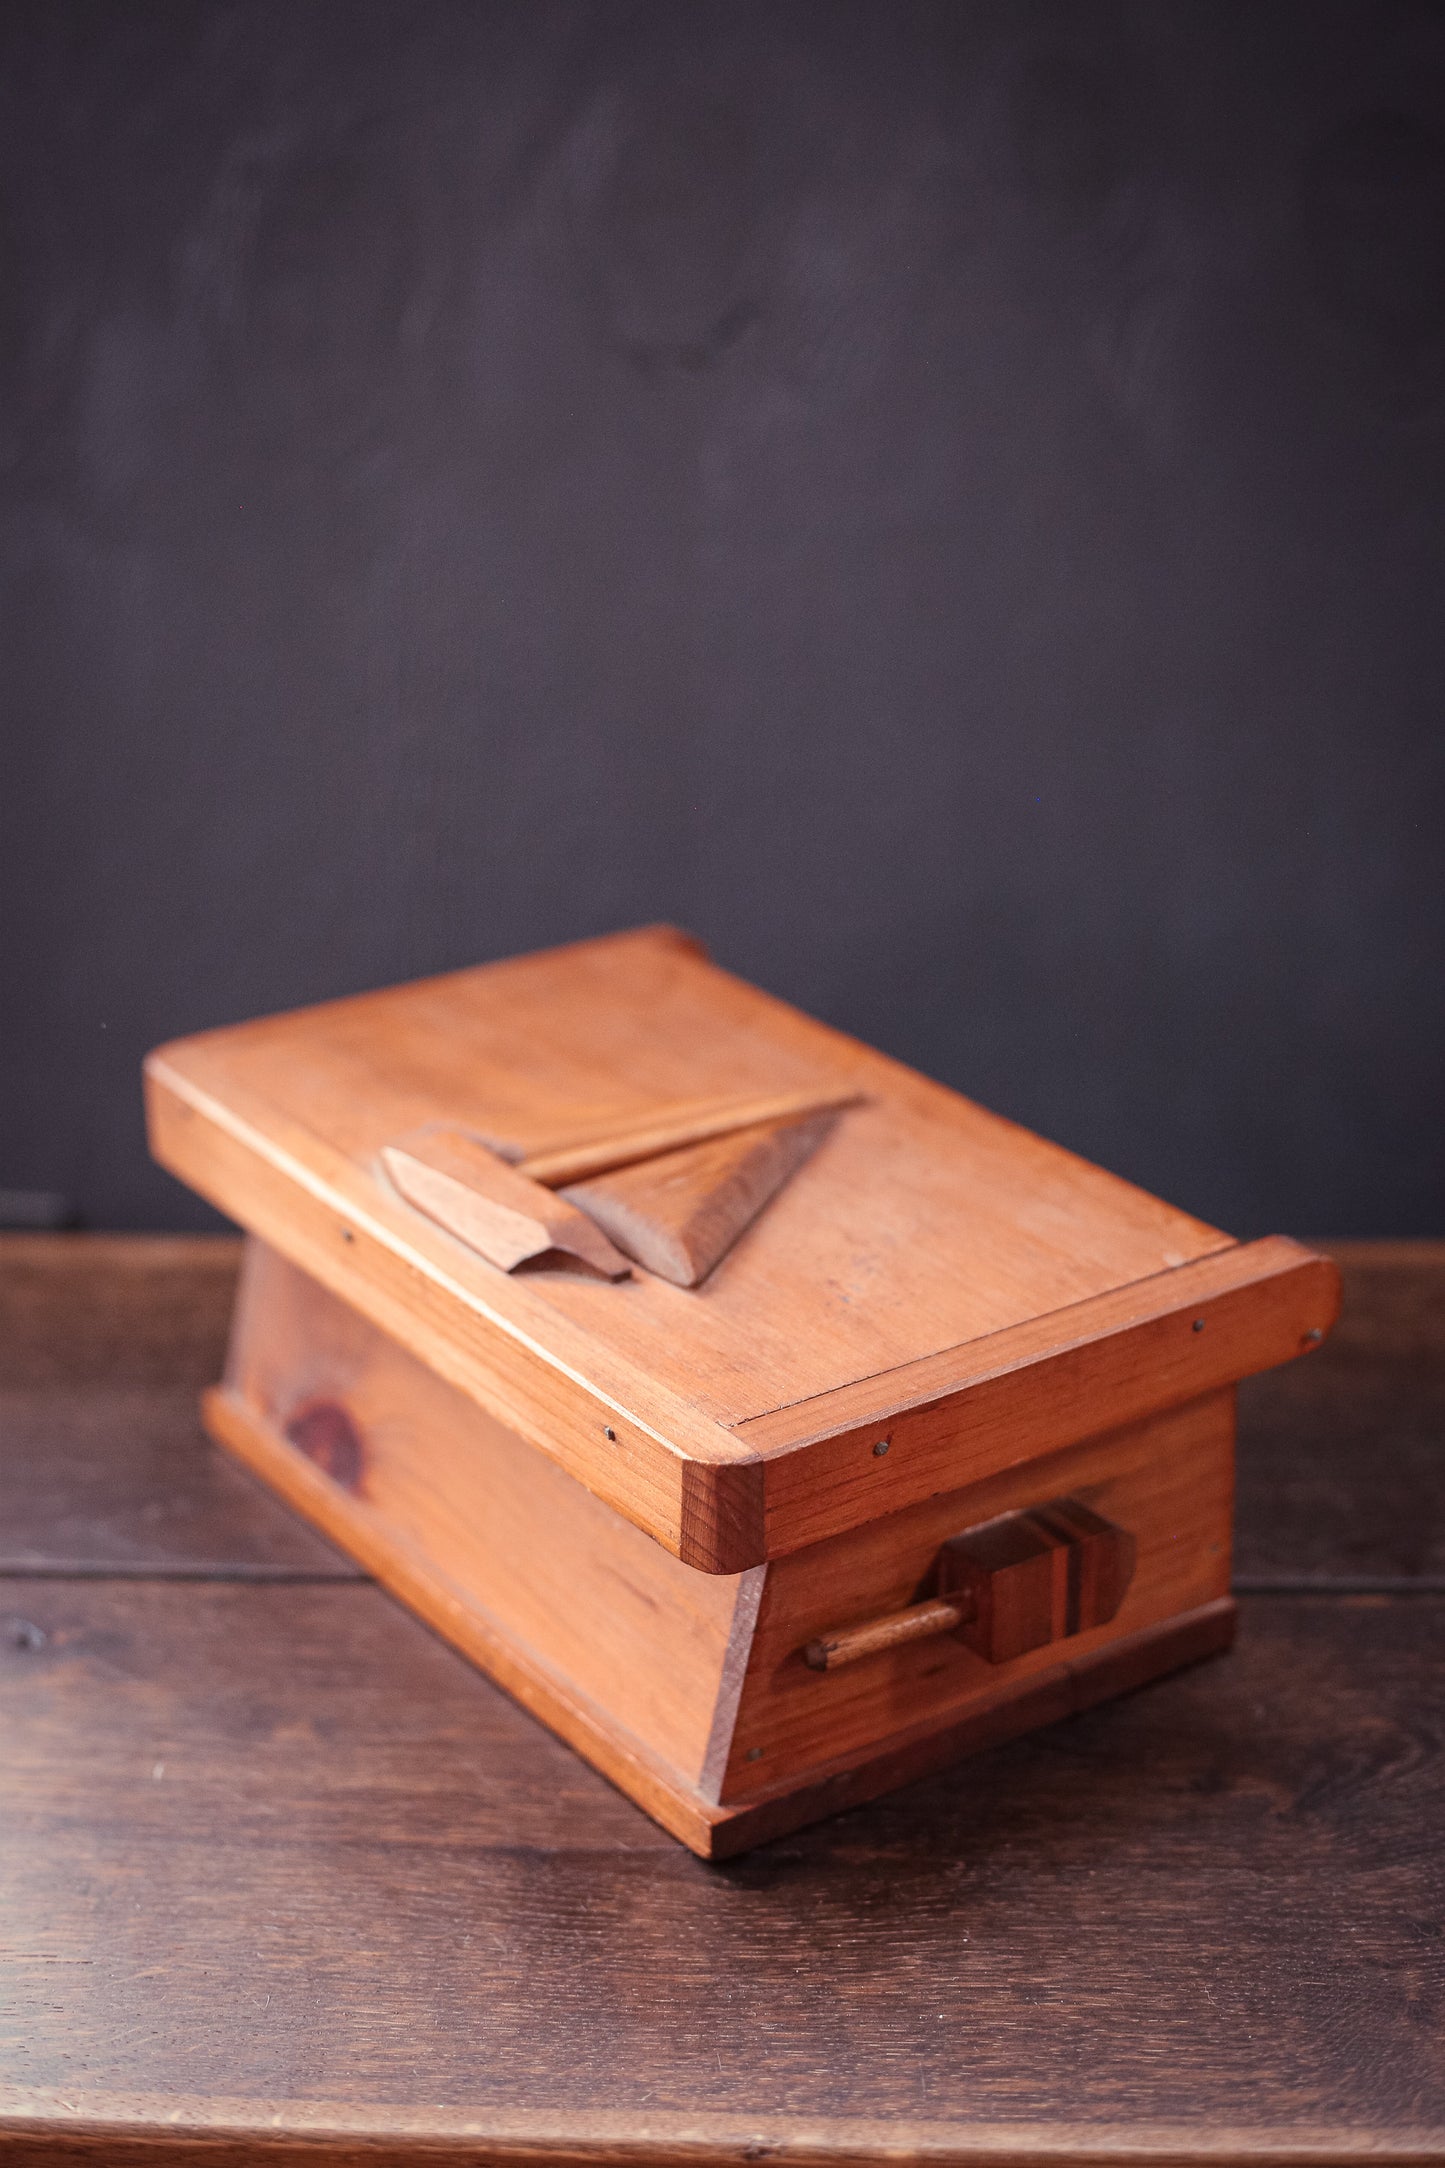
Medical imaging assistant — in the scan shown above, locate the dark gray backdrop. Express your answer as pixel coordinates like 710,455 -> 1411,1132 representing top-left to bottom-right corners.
2,0 -> 1442,1235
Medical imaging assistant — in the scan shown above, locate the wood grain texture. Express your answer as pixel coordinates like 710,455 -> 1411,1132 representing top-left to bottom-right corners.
381,1128 -> 631,1277
207,1246 -> 1225,1846
0,1231 -> 1416,1585
562,1108 -> 840,1287
144,1059 -> 764,1573
144,926 -> 1250,1433
720,1392 -> 1233,1802
0,1386 -> 357,1578
0,1234 -> 240,1387
745,1239 -> 1335,1557
516,1084 -> 860,1187
0,1236 -> 1441,2158
0,1582 -> 1439,2157
0,2117 -> 1439,2168
937,1497 -> 1136,1665
201,1384 -> 745,1855
215,1241 -> 750,1811
804,1594 -> 969,1671
143,929 -> 1336,1567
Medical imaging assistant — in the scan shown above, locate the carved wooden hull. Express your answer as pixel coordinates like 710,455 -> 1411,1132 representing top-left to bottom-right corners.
146,929 -> 1333,1853
206,1240 -> 1238,1857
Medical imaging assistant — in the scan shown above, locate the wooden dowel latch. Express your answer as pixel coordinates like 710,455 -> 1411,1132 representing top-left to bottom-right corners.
801,1496 -> 1137,1674
803,1595 -> 974,1672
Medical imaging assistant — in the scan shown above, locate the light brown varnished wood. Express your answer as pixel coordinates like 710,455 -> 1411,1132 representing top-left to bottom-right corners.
515,1083 -> 860,1187
195,1242 -> 1239,1848
144,1076 -> 765,1572
1,1236 -> 1442,2160
144,926 -> 1337,1567
1,1234 -> 1426,1585
562,1107 -> 840,1287
716,1387 -> 1235,1803
381,1128 -> 631,1277
708,1596 -> 1238,1852
143,926 -> 1240,1437
138,931 -> 1338,1847
211,1242 -> 757,1829
802,1499 -> 1135,1673
746,1235 -> 1336,1556
804,1594 -> 969,1670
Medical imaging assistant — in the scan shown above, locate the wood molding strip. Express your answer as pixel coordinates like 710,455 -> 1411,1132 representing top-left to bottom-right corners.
744,1238 -> 1339,1557
3,2093 -> 1438,2165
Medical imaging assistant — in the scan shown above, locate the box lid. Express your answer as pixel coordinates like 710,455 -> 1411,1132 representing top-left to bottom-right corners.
145,926 -> 1337,1571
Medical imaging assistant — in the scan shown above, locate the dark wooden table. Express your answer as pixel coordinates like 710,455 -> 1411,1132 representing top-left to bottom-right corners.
1,1237 -> 1441,2167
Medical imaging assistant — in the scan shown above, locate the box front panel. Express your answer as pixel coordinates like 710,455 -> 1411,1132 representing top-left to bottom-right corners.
719,1390 -> 1234,1801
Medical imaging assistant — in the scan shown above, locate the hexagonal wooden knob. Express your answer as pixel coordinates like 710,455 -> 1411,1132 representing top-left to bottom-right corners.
935,1496 -> 1136,1666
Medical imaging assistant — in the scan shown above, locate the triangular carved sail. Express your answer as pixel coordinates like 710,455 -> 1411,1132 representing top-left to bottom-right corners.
562,1107 -> 840,1288
383,1086 -> 857,1287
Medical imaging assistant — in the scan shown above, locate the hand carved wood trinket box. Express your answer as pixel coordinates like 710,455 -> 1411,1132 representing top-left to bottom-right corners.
145,927 -> 1338,1856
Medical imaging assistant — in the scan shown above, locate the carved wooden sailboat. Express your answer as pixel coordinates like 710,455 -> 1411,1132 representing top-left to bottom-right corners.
144,926 -> 1338,1856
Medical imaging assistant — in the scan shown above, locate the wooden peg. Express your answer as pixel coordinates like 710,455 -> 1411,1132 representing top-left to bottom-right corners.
516,1086 -> 861,1190
803,1595 -> 972,1672
802,1498 -> 1136,1675
937,1497 -> 1136,1665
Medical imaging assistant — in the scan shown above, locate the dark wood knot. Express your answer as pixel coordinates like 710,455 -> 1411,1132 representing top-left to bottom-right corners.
284,1399 -> 366,1495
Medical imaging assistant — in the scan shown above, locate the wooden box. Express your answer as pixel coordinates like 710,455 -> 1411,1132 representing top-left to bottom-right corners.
144,926 -> 1338,1857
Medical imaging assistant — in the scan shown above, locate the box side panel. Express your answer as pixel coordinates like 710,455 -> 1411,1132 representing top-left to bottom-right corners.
218,1242 -> 748,1796
200,1244 -> 1239,1859
148,1063 -> 763,1572
718,1390 -> 1235,1801
704,1599 -> 1236,1858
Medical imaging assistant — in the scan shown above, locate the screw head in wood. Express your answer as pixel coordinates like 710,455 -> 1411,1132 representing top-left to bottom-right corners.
873,1438 -> 891,1457
604,1425 -> 617,1441
1192,1317 -> 1205,1332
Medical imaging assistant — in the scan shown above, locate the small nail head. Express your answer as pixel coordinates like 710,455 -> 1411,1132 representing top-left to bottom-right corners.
603,1425 -> 617,1441
340,1227 -> 355,1244
872,1438 -> 891,1458
1192,1317 -> 1205,1332
1305,1327 -> 1324,1344
746,1746 -> 763,1761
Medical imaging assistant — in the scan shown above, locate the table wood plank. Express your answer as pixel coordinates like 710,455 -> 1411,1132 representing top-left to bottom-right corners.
0,1577 -> 1440,2157
0,1236 -> 240,1389
1,1235 -> 1442,2162
0,1387 -> 360,1577
1236,1243 -> 1445,1586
